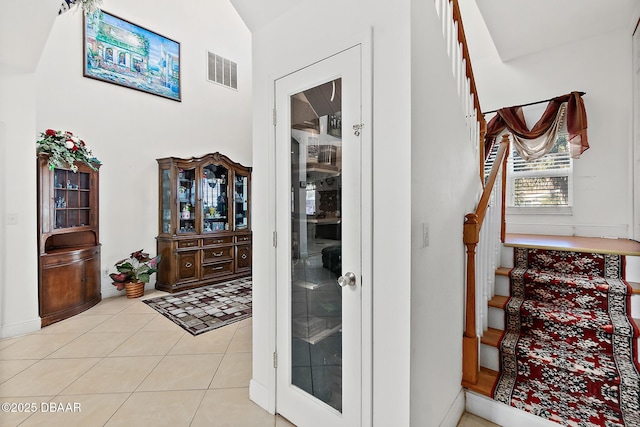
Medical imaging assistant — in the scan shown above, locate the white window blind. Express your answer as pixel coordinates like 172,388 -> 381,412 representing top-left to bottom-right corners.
484,133 -> 572,207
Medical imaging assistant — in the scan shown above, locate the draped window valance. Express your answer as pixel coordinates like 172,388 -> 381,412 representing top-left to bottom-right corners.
484,91 -> 589,161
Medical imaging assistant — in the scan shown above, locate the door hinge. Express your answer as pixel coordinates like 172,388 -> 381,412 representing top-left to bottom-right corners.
272,109 -> 277,126
273,351 -> 278,368
273,231 -> 277,247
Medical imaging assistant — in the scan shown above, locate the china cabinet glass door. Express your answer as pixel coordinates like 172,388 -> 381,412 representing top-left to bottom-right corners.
202,163 -> 229,233
178,167 -> 197,234
161,168 -> 171,234
234,173 -> 249,230
53,168 -> 91,229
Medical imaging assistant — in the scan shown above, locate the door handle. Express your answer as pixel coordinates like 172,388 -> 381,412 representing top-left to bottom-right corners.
338,272 -> 357,287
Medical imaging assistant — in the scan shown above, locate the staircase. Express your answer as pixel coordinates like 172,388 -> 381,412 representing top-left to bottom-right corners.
467,233 -> 640,426
431,0 -> 640,424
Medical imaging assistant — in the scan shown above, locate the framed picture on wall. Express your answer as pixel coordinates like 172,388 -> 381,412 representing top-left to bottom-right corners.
83,9 -> 181,101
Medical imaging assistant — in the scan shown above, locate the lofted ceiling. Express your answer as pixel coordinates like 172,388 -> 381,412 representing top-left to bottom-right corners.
6,1 -> 636,74
229,0 -> 302,32
463,0 -> 638,62
0,0 -> 61,73
231,0 -> 638,63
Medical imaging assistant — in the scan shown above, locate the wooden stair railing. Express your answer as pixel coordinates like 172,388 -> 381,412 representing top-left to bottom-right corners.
435,0 -> 503,386
447,0 -> 488,182
462,134 -> 510,386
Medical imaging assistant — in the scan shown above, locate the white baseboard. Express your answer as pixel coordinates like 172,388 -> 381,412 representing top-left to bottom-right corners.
465,391 -> 557,427
440,388 -> 465,427
1,317 -> 41,339
250,379 -> 274,414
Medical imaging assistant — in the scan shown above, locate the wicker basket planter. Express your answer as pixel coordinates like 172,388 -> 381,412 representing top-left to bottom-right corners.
125,281 -> 145,299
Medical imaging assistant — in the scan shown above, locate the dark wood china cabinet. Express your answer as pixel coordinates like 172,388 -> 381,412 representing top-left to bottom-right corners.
156,153 -> 251,292
37,154 -> 101,327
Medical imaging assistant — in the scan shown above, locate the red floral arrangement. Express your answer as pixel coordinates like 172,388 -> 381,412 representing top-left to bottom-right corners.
36,129 -> 100,172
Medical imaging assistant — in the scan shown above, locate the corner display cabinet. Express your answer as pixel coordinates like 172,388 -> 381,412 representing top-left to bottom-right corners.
156,153 -> 252,292
37,154 -> 101,327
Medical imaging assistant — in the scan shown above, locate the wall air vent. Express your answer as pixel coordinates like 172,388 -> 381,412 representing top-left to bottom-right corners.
207,52 -> 238,90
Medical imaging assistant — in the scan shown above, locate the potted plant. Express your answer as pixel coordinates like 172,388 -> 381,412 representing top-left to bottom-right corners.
110,250 -> 161,298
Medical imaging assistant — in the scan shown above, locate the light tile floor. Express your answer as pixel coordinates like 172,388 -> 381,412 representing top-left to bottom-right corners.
0,291 -> 498,427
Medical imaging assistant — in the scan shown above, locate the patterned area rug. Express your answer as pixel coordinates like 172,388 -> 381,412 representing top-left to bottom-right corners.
494,248 -> 640,426
144,278 -> 252,336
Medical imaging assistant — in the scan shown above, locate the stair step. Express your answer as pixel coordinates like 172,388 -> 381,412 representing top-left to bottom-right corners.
630,281 -> 640,294
488,295 -> 508,308
462,367 -> 498,397
503,332 -> 621,382
496,267 -> 510,277
504,233 -> 640,256
481,327 -> 502,348
484,320 -> 640,347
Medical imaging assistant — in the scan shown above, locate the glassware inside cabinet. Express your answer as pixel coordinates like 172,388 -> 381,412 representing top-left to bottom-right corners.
178,167 -> 197,233
234,173 -> 248,229
202,164 -> 229,232
161,169 -> 171,234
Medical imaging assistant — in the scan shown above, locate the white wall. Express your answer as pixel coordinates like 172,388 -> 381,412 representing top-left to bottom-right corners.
410,1 -> 483,426
474,28 -> 633,238
0,72 -> 41,337
0,0 -> 61,339
0,0 -> 251,337
248,1 -> 413,425
632,9 -> 640,241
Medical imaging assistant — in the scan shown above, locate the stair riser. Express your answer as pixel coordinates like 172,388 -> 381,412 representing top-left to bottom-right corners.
488,306 -> 504,330
480,343 -> 500,372
501,246 -> 514,268
627,256 -> 640,282
495,275 -> 510,297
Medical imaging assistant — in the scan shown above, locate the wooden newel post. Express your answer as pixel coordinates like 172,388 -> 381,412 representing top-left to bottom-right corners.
462,213 -> 480,385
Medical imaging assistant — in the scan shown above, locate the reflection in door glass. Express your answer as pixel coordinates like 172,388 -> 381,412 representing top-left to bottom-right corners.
290,78 -> 343,412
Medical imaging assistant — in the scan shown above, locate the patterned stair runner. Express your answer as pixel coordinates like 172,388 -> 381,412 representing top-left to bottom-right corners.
493,248 -> 640,426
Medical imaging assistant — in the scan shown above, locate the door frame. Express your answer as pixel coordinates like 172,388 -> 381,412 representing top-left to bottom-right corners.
262,31 -> 373,426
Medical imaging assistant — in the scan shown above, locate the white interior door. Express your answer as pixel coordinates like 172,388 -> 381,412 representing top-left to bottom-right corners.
275,45 -> 362,427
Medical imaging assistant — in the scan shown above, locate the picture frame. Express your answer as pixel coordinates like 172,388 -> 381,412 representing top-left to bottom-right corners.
83,9 -> 181,101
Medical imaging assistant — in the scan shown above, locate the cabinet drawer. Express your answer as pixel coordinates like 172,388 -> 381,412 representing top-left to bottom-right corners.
236,245 -> 252,271
203,236 -> 233,246
177,251 -> 198,282
235,234 -> 252,243
202,246 -> 233,263
202,261 -> 234,278
178,239 -> 200,249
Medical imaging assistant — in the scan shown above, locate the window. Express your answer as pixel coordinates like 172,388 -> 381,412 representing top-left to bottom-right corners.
485,133 -> 573,209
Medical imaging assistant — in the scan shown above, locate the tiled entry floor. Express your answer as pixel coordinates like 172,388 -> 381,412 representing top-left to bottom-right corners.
0,290 -> 291,427
0,291 -> 497,426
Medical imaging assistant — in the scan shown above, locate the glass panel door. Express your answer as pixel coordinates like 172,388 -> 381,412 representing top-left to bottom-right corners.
178,167 -> 197,234
53,168 -> 91,229
290,80 -> 344,412
202,164 -> 228,233
161,168 -> 171,234
276,44 -> 362,427
234,173 -> 249,230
